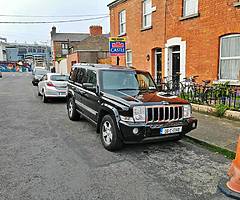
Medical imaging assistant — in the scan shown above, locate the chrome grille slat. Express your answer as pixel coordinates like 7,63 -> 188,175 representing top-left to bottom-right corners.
146,105 -> 183,124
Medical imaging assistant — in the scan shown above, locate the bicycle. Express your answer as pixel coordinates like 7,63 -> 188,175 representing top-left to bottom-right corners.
180,75 -> 199,101
162,72 -> 181,95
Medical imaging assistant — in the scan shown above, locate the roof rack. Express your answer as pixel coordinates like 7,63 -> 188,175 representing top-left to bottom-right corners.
72,63 -> 95,68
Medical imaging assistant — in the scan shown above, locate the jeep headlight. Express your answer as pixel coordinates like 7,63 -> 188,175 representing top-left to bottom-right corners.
133,106 -> 146,122
183,105 -> 191,118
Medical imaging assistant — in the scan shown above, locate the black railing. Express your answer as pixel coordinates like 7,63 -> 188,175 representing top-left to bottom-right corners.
160,82 -> 240,111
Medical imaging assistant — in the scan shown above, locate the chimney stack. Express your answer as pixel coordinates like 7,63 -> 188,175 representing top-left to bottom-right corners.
89,25 -> 102,36
51,26 -> 57,36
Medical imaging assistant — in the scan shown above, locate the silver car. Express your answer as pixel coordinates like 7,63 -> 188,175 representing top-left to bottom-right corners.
38,73 -> 69,103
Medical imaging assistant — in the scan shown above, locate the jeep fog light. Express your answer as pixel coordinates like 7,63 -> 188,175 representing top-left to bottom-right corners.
133,128 -> 139,135
133,106 -> 146,122
183,105 -> 191,118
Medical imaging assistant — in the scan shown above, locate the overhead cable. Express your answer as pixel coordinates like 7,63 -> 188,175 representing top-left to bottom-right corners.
0,14 -> 108,18
0,16 -> 109,24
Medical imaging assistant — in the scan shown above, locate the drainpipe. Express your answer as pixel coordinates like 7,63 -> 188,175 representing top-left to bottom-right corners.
164,0 -> 167,45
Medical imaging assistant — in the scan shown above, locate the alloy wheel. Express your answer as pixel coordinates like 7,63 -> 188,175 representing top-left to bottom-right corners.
102,121 -> 112,145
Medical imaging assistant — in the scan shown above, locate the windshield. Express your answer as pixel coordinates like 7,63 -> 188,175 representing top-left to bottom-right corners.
35,69 -> 48,75
50,75 -> 69,81
101,70 -> 156,91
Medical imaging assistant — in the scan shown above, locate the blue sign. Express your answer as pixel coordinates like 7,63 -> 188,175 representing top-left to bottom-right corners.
109,37 -> 126,56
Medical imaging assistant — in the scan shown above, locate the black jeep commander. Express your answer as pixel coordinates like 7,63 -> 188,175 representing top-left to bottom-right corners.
67,63 -> 197,151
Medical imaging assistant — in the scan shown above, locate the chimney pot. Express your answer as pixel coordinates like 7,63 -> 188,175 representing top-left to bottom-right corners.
89,25 -> 102,36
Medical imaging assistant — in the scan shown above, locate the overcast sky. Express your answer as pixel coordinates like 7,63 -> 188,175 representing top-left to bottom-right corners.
0,0 -> 113,44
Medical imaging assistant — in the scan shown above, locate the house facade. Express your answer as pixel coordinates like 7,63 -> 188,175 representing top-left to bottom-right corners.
51,26 -> 110,73
108,0 -> 240,84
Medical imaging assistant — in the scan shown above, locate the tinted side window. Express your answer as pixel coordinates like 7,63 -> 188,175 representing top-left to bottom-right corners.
86,70 -> 97,86
76,68 -> 87,84
71,68 -> 78,82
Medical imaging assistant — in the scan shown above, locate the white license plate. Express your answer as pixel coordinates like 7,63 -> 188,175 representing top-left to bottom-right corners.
160,127 -> 182,135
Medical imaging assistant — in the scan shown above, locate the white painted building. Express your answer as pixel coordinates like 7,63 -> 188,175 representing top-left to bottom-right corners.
0,38 -> 7,61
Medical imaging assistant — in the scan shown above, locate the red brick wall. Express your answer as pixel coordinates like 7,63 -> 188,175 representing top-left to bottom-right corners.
110,0 -> 166,75
67,52 -> 80,73
109,0 -> 240,82
165,0 -> 240,82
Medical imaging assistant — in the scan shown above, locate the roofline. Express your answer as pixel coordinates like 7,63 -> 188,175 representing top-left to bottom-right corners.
107,0 -> 127,9
74,50 -> 109,52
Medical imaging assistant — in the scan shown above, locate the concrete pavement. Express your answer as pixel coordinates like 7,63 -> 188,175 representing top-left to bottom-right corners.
188,112 -> 240,153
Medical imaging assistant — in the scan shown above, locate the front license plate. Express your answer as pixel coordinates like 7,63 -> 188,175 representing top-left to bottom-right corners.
160,127 -> 182,135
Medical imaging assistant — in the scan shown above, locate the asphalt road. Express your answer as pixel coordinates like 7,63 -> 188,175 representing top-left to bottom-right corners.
0,72 -> 232,200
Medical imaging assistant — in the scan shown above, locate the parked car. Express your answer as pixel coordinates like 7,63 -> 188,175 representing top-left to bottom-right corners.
66,63 -> 198,151
32,68 -> 49,86
38,73 -> 69,103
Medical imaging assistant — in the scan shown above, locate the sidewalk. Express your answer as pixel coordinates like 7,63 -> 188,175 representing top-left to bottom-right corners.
187,112 -> 240,153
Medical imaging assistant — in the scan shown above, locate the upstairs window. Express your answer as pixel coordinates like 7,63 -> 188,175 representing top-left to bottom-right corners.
142,0 -> 152,28
119,10 -> 126,35
219,34 -> 240,80
126,50 -> 132,68
61,43 -> 68,49
183,0 -> 199,17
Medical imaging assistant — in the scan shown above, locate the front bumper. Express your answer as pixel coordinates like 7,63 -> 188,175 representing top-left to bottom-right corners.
119,117 -> 197,143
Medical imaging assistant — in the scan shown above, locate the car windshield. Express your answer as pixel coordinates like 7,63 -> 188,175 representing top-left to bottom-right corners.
101,70 -> 156,91
35,69 -> 48,75
50,75 -> 69,81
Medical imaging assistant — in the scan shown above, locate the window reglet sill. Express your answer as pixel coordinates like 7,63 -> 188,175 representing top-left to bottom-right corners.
233,2 -> 240,7
179,13 -> 200,21
118,33 -> 127,37
141,26 -> 152,32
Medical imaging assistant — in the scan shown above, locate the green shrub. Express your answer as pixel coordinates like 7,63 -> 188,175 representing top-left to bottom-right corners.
215,104 -> 228,117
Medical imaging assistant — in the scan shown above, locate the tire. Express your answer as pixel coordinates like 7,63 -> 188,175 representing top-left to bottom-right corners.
100,115 -> 123,151
67,97 -> 80,121
37,88 -> 41,96
42,92 -> 48,103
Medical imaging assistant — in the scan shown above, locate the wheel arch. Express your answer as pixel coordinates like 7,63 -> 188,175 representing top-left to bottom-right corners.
96,104 -> 122,138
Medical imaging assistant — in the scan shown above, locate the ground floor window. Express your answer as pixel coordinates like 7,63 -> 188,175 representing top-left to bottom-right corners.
154,48 -> 162,84
219,34 -> 240,80
126,50 -> 132,67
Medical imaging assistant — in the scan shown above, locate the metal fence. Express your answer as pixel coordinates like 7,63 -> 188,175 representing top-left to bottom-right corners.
161,83 -> 240,111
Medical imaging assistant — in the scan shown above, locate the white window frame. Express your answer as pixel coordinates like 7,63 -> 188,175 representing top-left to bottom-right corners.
142,0 -> 152,29
219,34 -> 240,81
183,0 -> 199,17
126,50 -> 132,68
61,43 -> 68,49
119,10 -> 126,35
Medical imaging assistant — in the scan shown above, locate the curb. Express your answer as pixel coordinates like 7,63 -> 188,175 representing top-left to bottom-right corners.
191,104 -> 240,121
218,178 -> 240,199
184,135 -> 236,159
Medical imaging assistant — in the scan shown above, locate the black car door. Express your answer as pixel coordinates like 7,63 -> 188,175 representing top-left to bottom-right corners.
80,69 -> 99,123
73,68 -> 87,113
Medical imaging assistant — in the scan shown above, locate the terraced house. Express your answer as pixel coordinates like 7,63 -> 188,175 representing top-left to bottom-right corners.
108,0 -> 240,85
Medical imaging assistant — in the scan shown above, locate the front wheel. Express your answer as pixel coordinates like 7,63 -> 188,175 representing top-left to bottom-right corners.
67,97 -> 80,121
100,115 -> 123,151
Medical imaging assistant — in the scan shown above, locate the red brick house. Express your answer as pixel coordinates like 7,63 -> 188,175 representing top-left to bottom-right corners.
108,0 -> 240,85
51,26 -> 110,73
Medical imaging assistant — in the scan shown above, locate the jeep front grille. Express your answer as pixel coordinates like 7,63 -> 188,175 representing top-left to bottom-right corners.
146,105 -> 183,123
